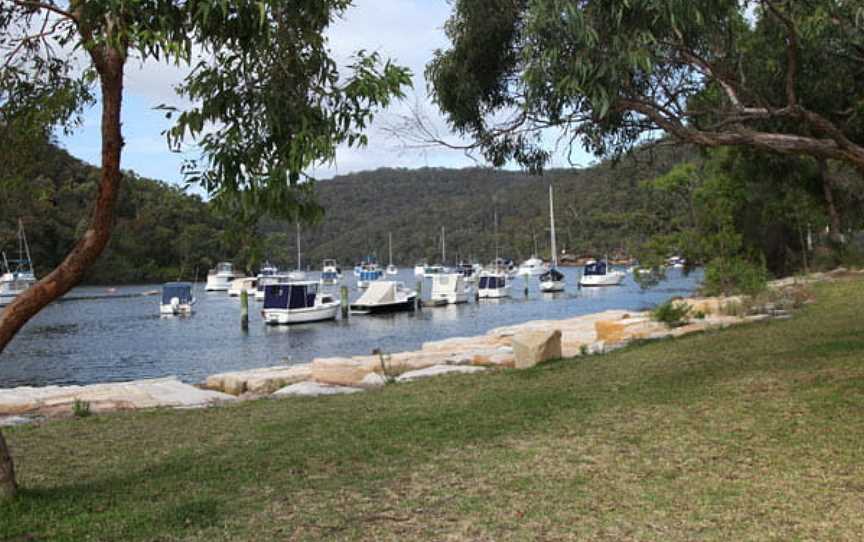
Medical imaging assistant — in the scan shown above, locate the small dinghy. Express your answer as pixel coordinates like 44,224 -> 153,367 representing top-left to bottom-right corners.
429,273 -> 470,306
350,281 -> 416,315
262,281 -> 339,325
160,282 -> 196,315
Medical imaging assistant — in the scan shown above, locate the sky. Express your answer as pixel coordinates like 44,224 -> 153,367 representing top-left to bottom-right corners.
57,0 -> 591,187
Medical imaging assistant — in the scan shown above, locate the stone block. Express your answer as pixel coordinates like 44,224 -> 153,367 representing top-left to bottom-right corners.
396,365 -> 486,382
273,381 -> 364,397
511,329 -> 562,369
310,357 -> 377,386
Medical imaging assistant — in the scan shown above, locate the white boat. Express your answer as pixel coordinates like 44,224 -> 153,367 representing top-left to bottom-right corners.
385,233 -> 399,275
350,281 -> 417,314
667,256 -> 686,269
262,281 -> 339,325
429,273 -> 470,305
579,259 -> 626,287
477,270 -> 510,298
255,272 -> 294,300
228,277 -> 257,297
422,264 -> 449,278
456,262 -> 480,283
518,256 -> 546,276
205,262 -> 242,291
160,282 -> 196,315
413,263 -> 426,277
0,220 -> 37,307
320,259 -> 342,285
540,185 -> 566,292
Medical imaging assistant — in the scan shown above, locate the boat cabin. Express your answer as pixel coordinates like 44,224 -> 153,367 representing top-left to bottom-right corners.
263,282 -> 320,310
162,282 -> 194,305
583,260 -> 608,276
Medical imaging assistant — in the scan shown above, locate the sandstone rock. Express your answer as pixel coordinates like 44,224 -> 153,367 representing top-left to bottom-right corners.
396,365 -> 486,382
205,364 -> 314,395
359,372 -> 389,387
511,329 -> 562,369
0,377 -> 236,417
469,349 -> 515,367
681,296 -> 746,316
0,416 -> 34,427
272,381 -> 364,397
310,357 -> 377,386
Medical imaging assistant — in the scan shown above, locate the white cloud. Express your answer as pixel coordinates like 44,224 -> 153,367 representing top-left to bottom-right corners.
59,0 -> 591,184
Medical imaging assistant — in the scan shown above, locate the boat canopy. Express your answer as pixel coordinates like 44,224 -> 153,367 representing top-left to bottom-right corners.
354,281 -> 397,306
162,282 -> 193,304
479,275 -> 506,289
360,269 -> 382,281
540,268 -> 565,282
214,262 -> 234,274
321,270 -> 339,278
583,261 -> 607,276
263,282 -> 319,310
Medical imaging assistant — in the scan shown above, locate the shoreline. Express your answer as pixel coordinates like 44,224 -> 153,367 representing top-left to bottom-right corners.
1,268 -> 855,424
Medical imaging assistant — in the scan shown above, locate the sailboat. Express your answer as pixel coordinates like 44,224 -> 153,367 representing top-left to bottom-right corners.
539,185 -> 566,292
423,226 -> 450,277
288,221 -> 306,280
0,219 -> 37,307
478,209 -> 511,298
385,232 -> 398,275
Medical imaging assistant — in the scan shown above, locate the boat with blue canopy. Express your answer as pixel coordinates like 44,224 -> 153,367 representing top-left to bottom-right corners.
160,282 -> 196,315
262,281 -> 339,324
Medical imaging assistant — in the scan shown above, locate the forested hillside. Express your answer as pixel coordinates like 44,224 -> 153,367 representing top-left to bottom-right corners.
1,140 -> 694,283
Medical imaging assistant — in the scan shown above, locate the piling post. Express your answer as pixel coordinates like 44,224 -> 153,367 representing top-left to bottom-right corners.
240,289 -> 249,331
415,280 -> 422,310
340,285 -> 349,318
524,275 -> 529,298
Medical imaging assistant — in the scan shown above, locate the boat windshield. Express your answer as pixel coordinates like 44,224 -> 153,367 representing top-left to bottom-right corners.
583,261 -> 607,276
162,283 -> 193,304
263,283 -> 318,309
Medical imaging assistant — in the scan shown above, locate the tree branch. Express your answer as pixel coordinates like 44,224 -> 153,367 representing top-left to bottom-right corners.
10,0 -> 76,21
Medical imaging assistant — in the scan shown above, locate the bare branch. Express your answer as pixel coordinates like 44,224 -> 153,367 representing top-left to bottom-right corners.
10,0 -> 76,21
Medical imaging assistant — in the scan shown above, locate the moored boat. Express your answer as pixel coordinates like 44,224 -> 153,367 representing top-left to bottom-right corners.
429,273 -> 470,305
539,185 -> 566,292
518,256 -> 546,276
578,259 -> 626,287
349,281 -> 417,314
262,281 -> 339,325
0,220 -> 37,307
228,277 -> 257,297
477,270 -> 510,299
160,282 -> 196,315
320,259 -> 342,285
205,262 -> 242,291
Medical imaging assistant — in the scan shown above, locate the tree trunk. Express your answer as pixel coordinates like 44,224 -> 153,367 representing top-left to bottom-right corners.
0,430 -> 15,501
818,159 -> 844,244
0,50 -> 125,355
0,48 -> 125,499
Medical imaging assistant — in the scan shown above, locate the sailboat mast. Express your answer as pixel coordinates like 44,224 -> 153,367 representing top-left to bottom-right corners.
494,209 -> 499,260
388,232 -> 393,267
295,221 -> 301,271
549,185 -> 558,267
441,226 -> 446,264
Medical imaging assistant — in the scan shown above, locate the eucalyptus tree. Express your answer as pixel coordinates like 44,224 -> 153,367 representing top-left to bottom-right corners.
425,0 -> 864,173
0,0 -> 409,499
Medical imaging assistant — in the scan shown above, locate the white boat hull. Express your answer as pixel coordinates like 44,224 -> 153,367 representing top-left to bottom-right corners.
477,286 -> 510,299
205,275 -> 236,291
160,302 -> 194,315
579,272 -> 625,287
539,280 -> 566,292
429,291 -> 469,305
263,302 -> 339,325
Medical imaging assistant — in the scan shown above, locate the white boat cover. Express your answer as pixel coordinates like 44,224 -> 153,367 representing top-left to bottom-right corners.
354,281 -> 396,305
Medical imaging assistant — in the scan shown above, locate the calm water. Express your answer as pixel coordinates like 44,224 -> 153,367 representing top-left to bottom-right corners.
0,267 -> 701,387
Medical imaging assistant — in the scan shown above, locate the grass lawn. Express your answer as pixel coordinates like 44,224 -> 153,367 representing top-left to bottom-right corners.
2,279 -> 864,541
